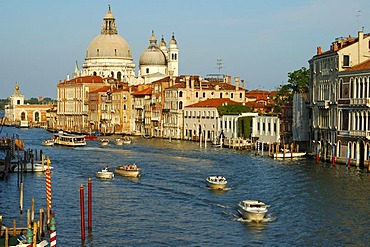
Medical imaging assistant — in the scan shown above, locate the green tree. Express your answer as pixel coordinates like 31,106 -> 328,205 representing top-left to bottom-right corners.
217,104 -> 251,116
273,67 -> 309,111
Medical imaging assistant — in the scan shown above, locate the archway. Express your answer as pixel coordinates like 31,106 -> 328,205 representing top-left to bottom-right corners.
358,140 -> 365,168
34,112 -> 40,122
21,112 -> 26,120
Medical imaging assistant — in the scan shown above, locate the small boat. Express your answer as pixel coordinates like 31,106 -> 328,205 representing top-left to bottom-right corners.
206,175 -> 227,190
100,139 -> 109,146
122,136 -> 132,144
115,163 -> 141,177
114,138 -> 124,146
12,161 -> 54,173
272,151 -> 306,159
85,134 -> 98,141
42,139 -> 54,146
9,235 -> 49,247
238,200 -> 268,222
96,166 -> 114,179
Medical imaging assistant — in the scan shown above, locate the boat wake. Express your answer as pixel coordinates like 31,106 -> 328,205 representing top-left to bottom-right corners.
234,213 -> 276,223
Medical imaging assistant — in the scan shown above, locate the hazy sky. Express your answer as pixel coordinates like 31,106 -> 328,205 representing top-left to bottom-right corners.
1,0 -> 370,99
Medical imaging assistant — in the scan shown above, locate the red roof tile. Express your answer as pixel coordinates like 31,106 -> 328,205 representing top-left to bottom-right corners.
186,98 -> 241,108
132,87 -> 152,95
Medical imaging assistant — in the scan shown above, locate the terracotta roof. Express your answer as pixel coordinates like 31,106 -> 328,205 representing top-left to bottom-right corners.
132,87 -> 152,95
186,98 -> 241,108
343,59 -> 370,72
89,86 -> 111,93
61,76 -> 104,84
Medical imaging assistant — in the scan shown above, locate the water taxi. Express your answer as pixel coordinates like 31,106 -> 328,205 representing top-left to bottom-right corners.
206,175 -> 227,190
53,132 -> 86,147
238,200 -> 268,222
115,163 -> 141,177
96,166 -> 114,179
100,139 -> 109,146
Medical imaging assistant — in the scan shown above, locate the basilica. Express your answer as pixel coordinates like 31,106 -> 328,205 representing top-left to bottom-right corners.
73,5 -> 179,84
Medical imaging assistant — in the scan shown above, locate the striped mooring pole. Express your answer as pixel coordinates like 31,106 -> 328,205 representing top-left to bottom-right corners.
50,215 -> 57,246
46,167 -> 52,210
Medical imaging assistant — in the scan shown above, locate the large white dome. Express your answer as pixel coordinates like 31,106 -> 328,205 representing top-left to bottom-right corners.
86,34 -> 132,59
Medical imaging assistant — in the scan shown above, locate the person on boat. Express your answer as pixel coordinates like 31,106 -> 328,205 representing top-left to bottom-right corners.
105,166 -> 109,171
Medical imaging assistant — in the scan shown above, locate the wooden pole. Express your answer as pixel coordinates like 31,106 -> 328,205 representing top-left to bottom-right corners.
5,227 -> 9,247
80,184 -> 85,242
20,182 -> 24,214
27,209 -> 30,227
12,220 -> 16,236
88,178 -> 92,230
31,197 -> 35,224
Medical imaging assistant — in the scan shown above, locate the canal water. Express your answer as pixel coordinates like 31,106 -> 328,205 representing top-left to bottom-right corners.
0,127 -> 369,246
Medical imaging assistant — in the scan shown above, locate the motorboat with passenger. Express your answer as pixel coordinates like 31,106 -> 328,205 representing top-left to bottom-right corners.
41,139 -> 54,146
96,166 -> 114,179
206,175 -> 227,190
237,200 -> 268,222
114,138 -> 123,146
100,139 -> 109,146
115,163 -> 141,177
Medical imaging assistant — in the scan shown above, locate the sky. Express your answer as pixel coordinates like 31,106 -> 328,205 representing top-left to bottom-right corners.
1,0 -> 370,99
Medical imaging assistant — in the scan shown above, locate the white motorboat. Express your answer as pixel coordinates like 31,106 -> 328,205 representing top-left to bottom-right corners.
114,138 -> 123,146
122,136 -> 132,144
53,131 -> 86,147
206,175 -> 227,190
238,200 -> 268,222
115,163 -> 141,177
41,139 -> 54,146
100,139 -> 109,146
272,151 -> 306,159
12,161 -> 54,173
96,166 -> 114,179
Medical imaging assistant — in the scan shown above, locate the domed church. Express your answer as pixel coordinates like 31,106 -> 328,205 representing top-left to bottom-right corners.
74,5 -> 179,84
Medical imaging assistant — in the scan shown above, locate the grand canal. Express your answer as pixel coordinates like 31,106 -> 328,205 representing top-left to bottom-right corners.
0,127 -> 369,246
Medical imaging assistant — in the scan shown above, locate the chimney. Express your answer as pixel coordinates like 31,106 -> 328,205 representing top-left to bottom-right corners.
235,77 -> 240,90
333,42 -> 338,51
358,29 -> 364,63
317,46 -> 322,55
185,75 -> 190,90
241,80 -> 245,89
169,71 -> 174,87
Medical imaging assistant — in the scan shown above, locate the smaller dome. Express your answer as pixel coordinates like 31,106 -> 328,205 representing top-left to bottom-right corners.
160,36 -> 166,47
139,46 -> 167,66
170,33 -> 177,45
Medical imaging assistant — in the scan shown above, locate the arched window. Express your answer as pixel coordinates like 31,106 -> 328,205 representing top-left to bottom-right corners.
34,112 -> 40,122
93,71 -> 97,76
21,112 -> 26,120
179,101 -> 183,109
179,91 -> 183,97
117,72 -> 122,81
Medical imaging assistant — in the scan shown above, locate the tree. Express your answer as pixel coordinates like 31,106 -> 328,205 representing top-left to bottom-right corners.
273,67 -> 309,111
217,104 -> 251,116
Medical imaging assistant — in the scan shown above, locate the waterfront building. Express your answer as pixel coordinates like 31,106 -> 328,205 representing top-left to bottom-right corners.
110,84 -> 134,135
251,115 -> 281,144
4,83 -> 52,128
292,92 -> 310,151
337,59 -> 370,167
163,76 -> 247,139
309,29 -> 370,160
132,85 -> 152,135
183,98 -> 243,142
56,76 -> 108,133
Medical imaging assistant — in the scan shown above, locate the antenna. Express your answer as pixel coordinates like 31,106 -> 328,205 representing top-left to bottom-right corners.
356,10 -> 361,30
216,59 -> 223,74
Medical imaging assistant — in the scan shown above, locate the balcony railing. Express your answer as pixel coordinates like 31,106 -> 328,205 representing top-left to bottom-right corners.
350,98 -> 370,107
316,100 -> 329,109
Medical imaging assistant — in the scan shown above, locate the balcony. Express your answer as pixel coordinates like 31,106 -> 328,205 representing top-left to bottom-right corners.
316,100 -> 329,109
349,98 -> 370,107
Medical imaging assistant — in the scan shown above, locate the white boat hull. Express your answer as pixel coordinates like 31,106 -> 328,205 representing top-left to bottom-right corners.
96,171 -> 114,179
206,176 -> 227,190
238,208 -> 267,222
13,162 -> 53,173
238,200 -> 268,222
272,152 -> 306,159
115,165 -> 141,177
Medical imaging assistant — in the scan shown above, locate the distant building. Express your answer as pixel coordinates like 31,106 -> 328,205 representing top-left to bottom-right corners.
251,115 -> 280,144
4,83 -> 52,128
